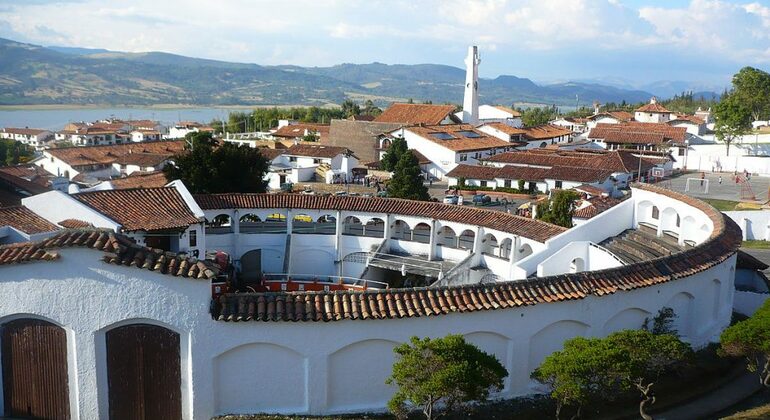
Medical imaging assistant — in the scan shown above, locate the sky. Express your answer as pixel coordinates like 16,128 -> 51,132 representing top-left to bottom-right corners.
1,0 -> 769,90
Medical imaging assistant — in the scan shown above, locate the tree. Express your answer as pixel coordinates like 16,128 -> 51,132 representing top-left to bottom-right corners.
533,330 -> 691,420
341,99 -> 361,117
714,93 -> 752,156
642,306 -> 678,336
720,299 -> 770,388
731,67 -> 770,122
387,152 -> 430,201
537,190 -> 580,228
163,131 -> 269,193
386,335 -> 507,420
0,139 -> 34,166
363,99 -> 382,116
301,132 -> 318,142
521,106 -> 558,127
380,137 -> 408,172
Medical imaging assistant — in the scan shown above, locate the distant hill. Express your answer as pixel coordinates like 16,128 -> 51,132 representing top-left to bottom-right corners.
0,37 -> 658,107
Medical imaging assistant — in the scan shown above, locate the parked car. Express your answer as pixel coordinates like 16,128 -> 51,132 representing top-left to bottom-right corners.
472,194 -> 491,205
334,191 -> 348,196
443,195 -> 459,205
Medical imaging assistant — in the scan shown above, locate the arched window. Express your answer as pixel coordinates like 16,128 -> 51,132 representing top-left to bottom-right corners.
364,218 -> 385,238
480,233 -> 499,256
499,238 -> 513,259
570,257 -> 585,273
437,226 -> 458,247
651,206 -> 659,220
458,229 -> 475,250
342,216 -> 363,236
390,220 -> 411,240
412,223 -> 432,243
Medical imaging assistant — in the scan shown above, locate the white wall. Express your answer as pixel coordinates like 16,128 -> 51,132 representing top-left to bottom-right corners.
733,290 -> 769,316
723,211 -> 770,241
23,191 -> 120,230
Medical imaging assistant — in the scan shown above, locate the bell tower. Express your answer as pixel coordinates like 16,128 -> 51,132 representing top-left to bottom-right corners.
461,45 -> 480,124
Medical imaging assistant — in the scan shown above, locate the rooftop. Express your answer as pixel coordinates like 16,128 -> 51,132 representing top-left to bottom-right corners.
2,127 -> 50,136
272,123 -> 330,140
108,172 -> 170,189
587,111 -> 634,122
0,206 -> 59,234
588,122 -> 687,145
46,141 -> 184,168
405,124 -> 510,152
375,103 -> 458,125
286,143 -> 352,159
636,98 -> 672,114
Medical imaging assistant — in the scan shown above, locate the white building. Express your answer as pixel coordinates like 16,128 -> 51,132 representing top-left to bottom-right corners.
389,124 -> 511,180
549,117 -> 588,134
262,144 -> 359,189
634,97 -> 673,123
478,123 -> 573,149
167,121 -> 214,139
0,183 -> 743,418
130,129 -> 163,142
585,110 -> 634,129
0,127 -> 54,149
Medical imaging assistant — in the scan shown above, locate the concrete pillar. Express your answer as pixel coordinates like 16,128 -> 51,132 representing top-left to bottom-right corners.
232,209 -> 240,262
306,355 -> 329,415
765,224 -> 770,241
428,219 -> 437,261
384,214 -> 392,240
508,236 -> 520,280
742,218 -> 749,241
473,227 -> 483,254
335,210 -> 342,261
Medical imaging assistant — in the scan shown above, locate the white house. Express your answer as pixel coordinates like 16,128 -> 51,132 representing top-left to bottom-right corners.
585,110 -> 634,129
261,144 -> 359,190
0,128 -> 54,149
130,129 -> 163,142
634,97 -> 674,123
455,105 -> 523,128
478,123 -> 573,149
166,121 -> 214,139
549,117 -> 588,134
669,115 -> 707,136
374,103 -> 460,126
391,124 -> 511,180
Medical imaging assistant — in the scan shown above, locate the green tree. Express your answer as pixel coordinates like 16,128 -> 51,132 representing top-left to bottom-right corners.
387,335 -> 507,420
363,99 -> 382,116
301,132 -> 318,142
720,300 -> 770,388
341,99 -> 361,117
731,67 -> 770,122
388,152 -> 430,201
380,137 -> 408,172
537,190 -> 580,227
163,131 -> 269,193
714,93 -> 752,156
0,139 -> 34,166
521,106 -> 558,127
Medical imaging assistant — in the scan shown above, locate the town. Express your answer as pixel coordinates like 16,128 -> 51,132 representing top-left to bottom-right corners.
0,2 -> 769,419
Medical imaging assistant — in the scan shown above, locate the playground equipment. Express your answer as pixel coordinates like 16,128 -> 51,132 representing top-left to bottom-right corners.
738,176 -> 756,201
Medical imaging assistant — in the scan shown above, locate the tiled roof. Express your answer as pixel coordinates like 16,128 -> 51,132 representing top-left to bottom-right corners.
109,172 -> 170,189
0,206 -> 59,234
272,124 -> 330,140
213,184 -> 741,322
57,219 -> 93,229
0,229 -> 218,279
636,101 -> 672,113
670,115 -> 705,125
256,147 -> 286,161
446,163 -> 611,183
736,250 -> 769,271
0,165 -> 55,188
493,105 -> 522,117
587,111 -> 634,122
114,153 -> 169,167
520,124 -> 573,140
74,187 -> 201,232
445,164 -> 502,181
375,103 -> 457,125
405,124 -> 511,152
3,127 -> 49,136
482,122 -> 526,136
286,144 -> 351,158
193,193 -> 566,243
573,196 -> 624,219
325,120 -> 402,163
574,184 -> 607,196
0,170 -> 51,195
588,123 -> 687,145
46,141 -> 184,168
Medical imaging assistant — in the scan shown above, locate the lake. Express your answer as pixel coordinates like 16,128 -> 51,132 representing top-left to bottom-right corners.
0,107 -> 250,130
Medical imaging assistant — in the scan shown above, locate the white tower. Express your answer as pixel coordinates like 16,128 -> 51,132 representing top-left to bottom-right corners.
461,46 -> 480,124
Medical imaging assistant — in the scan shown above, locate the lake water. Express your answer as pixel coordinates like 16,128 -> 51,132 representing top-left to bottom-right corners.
0,107 -> 248,130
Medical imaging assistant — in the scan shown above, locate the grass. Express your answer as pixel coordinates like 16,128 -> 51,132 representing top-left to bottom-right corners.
742,240 -> 770,249
703,199 -> 743,211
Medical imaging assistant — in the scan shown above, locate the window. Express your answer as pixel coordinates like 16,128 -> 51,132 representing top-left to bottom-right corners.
457,130 -> 481,138
503,180 -> 511,188
289,156 -> 297,162
555,180 -> 563,188
480,180 -> 487,187
313,159 -> 320,164
189,230 -> 197,247
430,132 -> 454,140
678,148 -> 685,156
459,154 -> 468,162
652,206 -> 659,220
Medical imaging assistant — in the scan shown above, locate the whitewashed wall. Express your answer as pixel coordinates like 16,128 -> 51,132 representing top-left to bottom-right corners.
723,211 -> 770,241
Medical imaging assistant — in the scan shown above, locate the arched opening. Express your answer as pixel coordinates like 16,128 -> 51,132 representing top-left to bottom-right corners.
518,243 -> 533,260
239,213 -> 261,233
292,213 -> 314,234
412,222 -> 431,243
263,213 -> 287,233
2,318 -> 70,419
364,218 -> 385,238
437,226 -> 458,248
241,249 -> 262,282
315,215 -> 336,235
539,142 -> 547,148
106,324 -> 181,419
680,215 -> 697,246
499,238 -> 513,259
342,216 -> 364,236
660,207 -> 680,239
652,206 -> 660,220
458,229 -> 476,250
380,138 -> 392,149
570,257 -> 585,273
390,220 -> 411,241
480,233 -> 499,256
206,213 -> 233,234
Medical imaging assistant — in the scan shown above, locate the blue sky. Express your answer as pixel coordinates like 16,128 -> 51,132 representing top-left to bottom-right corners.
1,0 -> 769,90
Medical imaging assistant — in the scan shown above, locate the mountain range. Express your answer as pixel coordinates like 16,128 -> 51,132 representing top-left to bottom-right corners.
0,37 -> 712,107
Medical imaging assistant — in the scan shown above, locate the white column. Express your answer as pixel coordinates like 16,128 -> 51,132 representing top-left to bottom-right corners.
473,227 -> 483,254
428,219 -> 437,261
306,355 -> 329,414
384,214 -> 392,240
508,236 -> 520,280
335,210 -> 342,261
232,209 -> 240,262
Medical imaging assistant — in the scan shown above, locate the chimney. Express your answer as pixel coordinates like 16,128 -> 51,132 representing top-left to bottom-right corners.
650,96 -> 658,104
593,101 -> 601,116
461,46 -> 481,125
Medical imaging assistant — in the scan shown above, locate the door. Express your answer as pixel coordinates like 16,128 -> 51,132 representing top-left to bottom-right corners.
240,249 -> 262,282
106,324 -> 181,420
2,318 -> 70,419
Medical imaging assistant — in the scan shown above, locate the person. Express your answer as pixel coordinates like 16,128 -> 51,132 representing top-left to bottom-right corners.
718,175 -> 722,185
700,172 -> 705,187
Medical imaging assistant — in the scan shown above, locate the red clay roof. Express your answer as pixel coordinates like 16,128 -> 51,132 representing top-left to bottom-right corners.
286,144 -> 351,158
405,124 -> 511,152
2,127 -> 50,136
193,193 -> 566,243
587,111 -> 634,122
0,206 -> 59,234
213,184 -> 741,322
636,101 -> 672,113
74,187 -> 200,232
272,123 -> 330,139
375,103 -> 457,125
57,219 -> 94,229
46,141 -> 184,168
588,122 -> 687,145
520,124 -> 573,140
114,153 -> 169,167
573,196 -> 624,219
109,172 -> 170,190
0,229 -> 218,279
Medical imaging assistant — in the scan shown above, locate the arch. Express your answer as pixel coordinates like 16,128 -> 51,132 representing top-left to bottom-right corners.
364,218 -> 385,238
240,249 -> 262,281
412,222 -> 431,243
390,219 -> 411,240
664,292 -> 694,338
106,323 -> 181,419
214,343 -> 306,413
239,213 -> 262,233
328,339 -> 399,410
518,243 -> 533,260
315,215 -> 336,235
529,320 -> 589,373
570,257 -> 585,273
637,200 -> 654,226
239,213 -> 261,223
343,216 -> 364,236
602,308 -> 652,334
458,229 -> 476,250
539,142 -> 547,148
660,207 -> 679,233
680,215 -> 698,244
652,205 -> 660,220
437,226 -> 458,248
292,213 -> 314,234
499,238 -> 513,259
480,233 -> 499,256
262,213 -> 287,234
210,213 -> 232,227
380,138 -> 392,149
2,318 -> 70,419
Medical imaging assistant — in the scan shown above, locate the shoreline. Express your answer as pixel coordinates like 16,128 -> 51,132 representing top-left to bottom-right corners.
0,103 -> 341,111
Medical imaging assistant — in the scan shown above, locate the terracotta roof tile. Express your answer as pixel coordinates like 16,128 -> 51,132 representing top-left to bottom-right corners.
286,143 -> 352,158
587,111 -> 634,122
375,103 -> 457,125
74,187 -> 200,231
212,184 -> 741,322
114,153 -> 169,167
193,193 -> 566,243
636,101 -> 672,113
405,124 -> 511,152
57,219 -> 94,229
109,172 -> 170,189
0,206 -> 59,234
2,127 -> 50,136
47,141 -> 184,168
588,122 -> 687,145
272,123 -> 330,140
